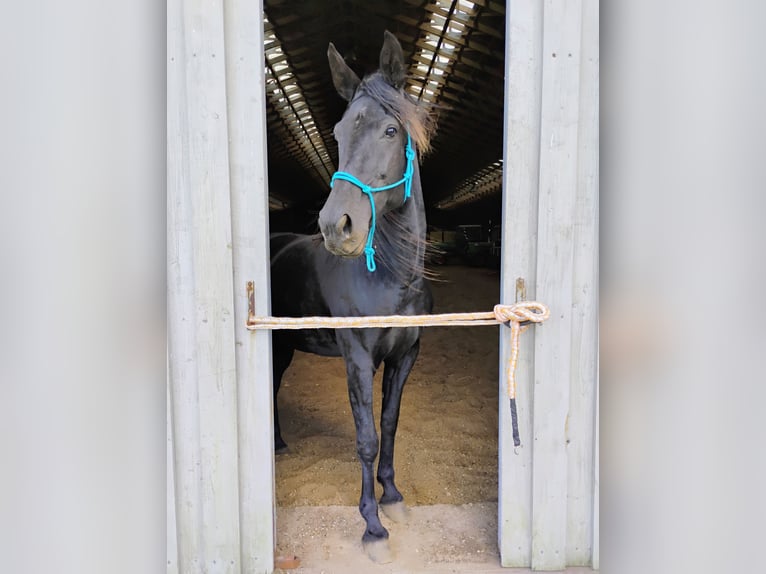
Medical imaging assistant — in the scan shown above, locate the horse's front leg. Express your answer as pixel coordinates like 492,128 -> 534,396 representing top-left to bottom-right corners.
343,351 -> 391,562
377,339 -> 419,523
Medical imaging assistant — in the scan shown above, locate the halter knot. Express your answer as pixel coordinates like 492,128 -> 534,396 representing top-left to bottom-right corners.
363,246 -> 377,272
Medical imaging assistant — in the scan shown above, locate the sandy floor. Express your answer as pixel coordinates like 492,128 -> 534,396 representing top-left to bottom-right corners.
276,503 -> 499,573
274,504 -> 594,574
273,265 -> 518,570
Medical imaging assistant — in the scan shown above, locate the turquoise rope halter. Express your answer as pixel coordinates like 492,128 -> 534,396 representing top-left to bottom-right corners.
330,133 -> 416,272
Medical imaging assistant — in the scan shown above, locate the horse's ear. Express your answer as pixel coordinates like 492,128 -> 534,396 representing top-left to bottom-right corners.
379,30 -> 406,89
328,42 -> 360,101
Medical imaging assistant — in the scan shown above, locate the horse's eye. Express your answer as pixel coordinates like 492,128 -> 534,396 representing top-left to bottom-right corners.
385,126 -> 397,138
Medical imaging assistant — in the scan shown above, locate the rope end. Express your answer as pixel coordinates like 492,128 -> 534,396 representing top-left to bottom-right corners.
364,246 -> 376,272
510,398 -> 521,448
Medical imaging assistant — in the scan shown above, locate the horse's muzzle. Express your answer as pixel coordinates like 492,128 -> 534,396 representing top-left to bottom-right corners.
318,212 -> 366,258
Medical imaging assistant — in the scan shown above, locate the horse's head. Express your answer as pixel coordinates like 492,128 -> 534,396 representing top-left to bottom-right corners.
319,31 -> 412,260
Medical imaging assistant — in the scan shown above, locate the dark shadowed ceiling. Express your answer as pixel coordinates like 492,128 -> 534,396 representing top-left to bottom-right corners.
263,0 -> 506,229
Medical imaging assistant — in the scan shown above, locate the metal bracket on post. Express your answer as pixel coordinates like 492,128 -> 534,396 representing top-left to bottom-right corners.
515,277 -> 526,303
246,281 -> 255,327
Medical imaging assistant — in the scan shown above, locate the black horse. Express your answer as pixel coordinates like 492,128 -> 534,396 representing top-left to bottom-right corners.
269,31 -> 436,560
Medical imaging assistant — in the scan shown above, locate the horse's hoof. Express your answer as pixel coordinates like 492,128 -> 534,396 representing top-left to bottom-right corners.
380,500 -> 409,523
274,443 -> 290,455
363,538 -> 393,564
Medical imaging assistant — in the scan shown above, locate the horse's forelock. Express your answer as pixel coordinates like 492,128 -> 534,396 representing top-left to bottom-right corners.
356,73 -> 436,157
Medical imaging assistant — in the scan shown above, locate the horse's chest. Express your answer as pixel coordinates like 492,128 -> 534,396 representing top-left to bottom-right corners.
376,325 -> 420,357
333,290 -> 426,361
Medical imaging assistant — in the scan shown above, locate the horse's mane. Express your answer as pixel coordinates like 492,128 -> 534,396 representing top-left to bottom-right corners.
376,208 -> 445,284
353,72 -> 437,158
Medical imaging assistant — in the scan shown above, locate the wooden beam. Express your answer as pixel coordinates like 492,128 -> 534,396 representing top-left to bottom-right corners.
531,0 -> 584,569
223,0 -> 276,571
566,0 -> 599,564
498,0 -> 543,566
168,0 -> 241,572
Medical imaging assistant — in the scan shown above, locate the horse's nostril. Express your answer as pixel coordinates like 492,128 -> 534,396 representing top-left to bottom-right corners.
339,214 -> 353,238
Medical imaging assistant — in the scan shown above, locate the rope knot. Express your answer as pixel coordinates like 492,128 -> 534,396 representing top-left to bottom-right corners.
364,245 -> 377,272
493,302 -> 550,325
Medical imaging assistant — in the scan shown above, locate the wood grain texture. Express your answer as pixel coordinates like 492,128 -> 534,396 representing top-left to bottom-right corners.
168,0 -> 203,569
592,370 -> 600,570
224,0 -> 276,571
566,0 -> 599,565
531,0 -> 583,570
167,384 -> 179,574
168,0 -> 241,572
498,0 -> 544,567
